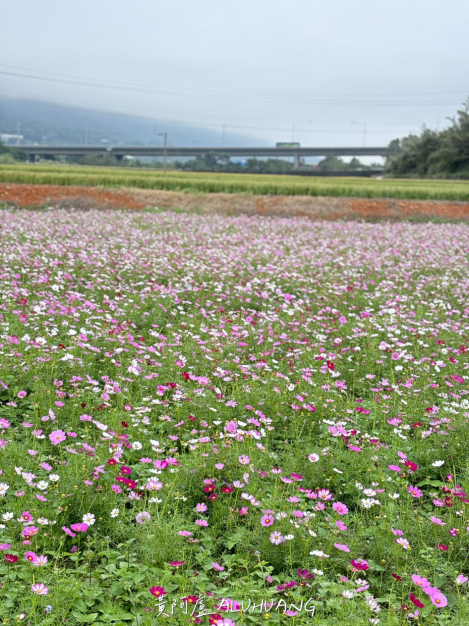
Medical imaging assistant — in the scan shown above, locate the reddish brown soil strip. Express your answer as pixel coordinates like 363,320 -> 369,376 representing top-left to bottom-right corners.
0,183 -> 146,210
1,183 -> 469,219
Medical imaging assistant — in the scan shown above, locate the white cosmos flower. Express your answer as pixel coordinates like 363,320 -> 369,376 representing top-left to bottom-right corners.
110,508 -> 119,518
2,512 -> 13,521
82,513 -> 95,526
132,441 -> 142,450
308,453 -> 319,463
36,481 -> 49,490
432,460 -> 445,467
388,493 -> 400,499
49,474 -> 60,482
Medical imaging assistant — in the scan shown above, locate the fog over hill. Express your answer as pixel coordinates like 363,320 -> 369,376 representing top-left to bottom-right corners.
0,96 -> 260,148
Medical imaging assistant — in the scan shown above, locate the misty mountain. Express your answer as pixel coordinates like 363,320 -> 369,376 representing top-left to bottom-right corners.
0,96 -> 260,148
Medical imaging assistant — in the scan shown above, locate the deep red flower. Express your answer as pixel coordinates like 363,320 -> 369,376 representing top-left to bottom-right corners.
209,614 -> 222,625
392,573 -> 402,581
409,593 -> 424,608
182,595 -> 198,604
404,461 -> 418,471
5,554 -> 18,563
107,459 -> 117,466
121,421 -> 129,428
121,466 -> 132,475
298,568 -> 314,579
437,544 -> 448,550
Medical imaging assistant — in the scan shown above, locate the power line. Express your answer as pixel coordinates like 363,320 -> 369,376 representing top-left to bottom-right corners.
0,68 -> 466,106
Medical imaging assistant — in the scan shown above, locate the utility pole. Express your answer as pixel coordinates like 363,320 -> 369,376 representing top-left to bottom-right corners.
158,132 -> 168,174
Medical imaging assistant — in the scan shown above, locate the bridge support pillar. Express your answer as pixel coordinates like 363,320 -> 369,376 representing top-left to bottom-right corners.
293,154 -> 300,169
115,155 -> 124,162
28,154 -> 36,163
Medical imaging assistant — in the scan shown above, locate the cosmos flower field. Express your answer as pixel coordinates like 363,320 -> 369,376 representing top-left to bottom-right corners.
1,208 -> 469,625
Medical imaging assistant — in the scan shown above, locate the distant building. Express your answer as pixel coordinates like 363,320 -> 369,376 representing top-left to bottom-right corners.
1,134 -> 24,145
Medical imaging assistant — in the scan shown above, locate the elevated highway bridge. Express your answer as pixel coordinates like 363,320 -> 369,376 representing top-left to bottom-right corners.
21,145 -> 388,168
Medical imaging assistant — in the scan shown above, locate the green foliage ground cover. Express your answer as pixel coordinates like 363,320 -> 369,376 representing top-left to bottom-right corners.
0,210 -> 469,625
2,164 -> 469,200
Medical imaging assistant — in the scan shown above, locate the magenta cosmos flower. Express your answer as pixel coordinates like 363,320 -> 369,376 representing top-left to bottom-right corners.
49,429 -> 66,445
149,585 -> 166,597
408,486 -> 423,498
31,583 -> 49,595
350,559 -> 369,571
260,514 -> 274,527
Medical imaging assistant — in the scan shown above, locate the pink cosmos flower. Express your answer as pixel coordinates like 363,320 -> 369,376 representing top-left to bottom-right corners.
270,531 -> 285,545
388,465 -> 401,472
348,445 -> 362,452
49,429 -> 66,445
260,514 -> 274,527
334,543 -> 350,552
31,583 -> 48,595
429,591 -> 447,607
238,455 -> 250,465
350,559 -> 369,571
178,530 -> 192,537
408,486 -> 423,498
239,507 -> 248,516
196,503 -> 208,513
32,555 -> 48,566
412,574 -> 430,588
212,562 -> 224,571
195,519 -> 208,527
332,502 -> 348,515
430,516 -> 446,525
17,391 -> 27,398
336,520 -> 347,530
0,544 -> 11,551
136,512 -> 151,523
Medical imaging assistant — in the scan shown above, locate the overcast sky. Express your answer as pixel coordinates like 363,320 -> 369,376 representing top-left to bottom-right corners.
1,0 -> 468,148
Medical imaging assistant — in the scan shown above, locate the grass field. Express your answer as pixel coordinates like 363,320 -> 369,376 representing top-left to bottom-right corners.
2,163 -> 469,201
0,209 -> 469,625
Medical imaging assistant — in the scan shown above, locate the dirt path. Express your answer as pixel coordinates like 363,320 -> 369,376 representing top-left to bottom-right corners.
1,182 -> 469,220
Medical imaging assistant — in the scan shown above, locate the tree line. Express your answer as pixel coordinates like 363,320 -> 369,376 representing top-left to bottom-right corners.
385,99 -> 469,177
